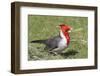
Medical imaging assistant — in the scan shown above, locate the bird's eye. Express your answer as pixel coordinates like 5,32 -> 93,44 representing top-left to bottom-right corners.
65,30 -> 68,32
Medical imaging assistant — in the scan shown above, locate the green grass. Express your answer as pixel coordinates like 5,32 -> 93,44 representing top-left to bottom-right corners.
28,15 -> 88,60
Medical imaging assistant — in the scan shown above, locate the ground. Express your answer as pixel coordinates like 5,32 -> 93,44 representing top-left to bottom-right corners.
28,15 -> 88,60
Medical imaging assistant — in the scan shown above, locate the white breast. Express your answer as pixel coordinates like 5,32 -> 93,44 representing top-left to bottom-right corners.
58,30 -> 67,48
51,30 -> 68,52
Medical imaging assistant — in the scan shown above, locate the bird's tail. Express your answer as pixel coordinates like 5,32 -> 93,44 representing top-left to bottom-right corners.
30,40 -> 46,44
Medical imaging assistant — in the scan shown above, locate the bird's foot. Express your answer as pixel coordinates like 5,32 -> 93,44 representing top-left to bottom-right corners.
49,51 -> 58,56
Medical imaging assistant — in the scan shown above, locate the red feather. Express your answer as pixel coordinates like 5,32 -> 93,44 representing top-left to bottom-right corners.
60,24 -> 71,45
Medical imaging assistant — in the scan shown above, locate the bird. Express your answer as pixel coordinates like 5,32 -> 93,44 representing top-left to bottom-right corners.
31,24 -> 72,54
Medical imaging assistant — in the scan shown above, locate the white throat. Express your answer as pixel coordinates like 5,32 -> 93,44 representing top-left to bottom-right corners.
60,30 -> 67,43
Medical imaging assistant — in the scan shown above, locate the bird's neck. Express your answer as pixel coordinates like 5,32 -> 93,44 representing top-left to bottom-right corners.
60,30 -> 70,45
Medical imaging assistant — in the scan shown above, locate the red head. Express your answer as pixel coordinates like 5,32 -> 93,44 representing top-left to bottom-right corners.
59,24 -> 72,45
59,24 -> 72,32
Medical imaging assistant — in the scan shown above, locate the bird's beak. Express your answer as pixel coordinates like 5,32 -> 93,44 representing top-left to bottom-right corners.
68,27 -> 73,33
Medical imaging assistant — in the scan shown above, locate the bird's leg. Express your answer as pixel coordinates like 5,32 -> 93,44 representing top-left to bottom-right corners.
49,51 -> 58,56
48,47 -> 58,55
48,46 -> 57,52
50,48 -> 64,55
50,48 -> 59,53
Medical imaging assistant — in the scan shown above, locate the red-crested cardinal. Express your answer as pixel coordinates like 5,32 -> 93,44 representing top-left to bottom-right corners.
31,24 -> 72,54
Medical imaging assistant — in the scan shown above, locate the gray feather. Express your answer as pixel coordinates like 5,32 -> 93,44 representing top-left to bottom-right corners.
45,36 -> 61,48
31,40 -> 46,43
31,35 -> 62,51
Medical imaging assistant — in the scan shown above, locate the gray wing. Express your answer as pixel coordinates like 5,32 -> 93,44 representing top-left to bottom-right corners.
45,35 -> 62,51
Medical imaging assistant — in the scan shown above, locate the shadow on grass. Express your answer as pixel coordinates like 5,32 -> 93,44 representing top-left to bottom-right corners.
60,49 -> 78,58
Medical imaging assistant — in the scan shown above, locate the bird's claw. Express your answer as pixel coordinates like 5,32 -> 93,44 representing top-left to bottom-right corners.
49,51 -> 58,56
